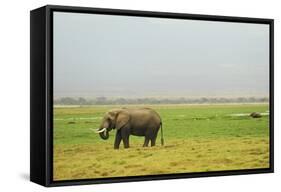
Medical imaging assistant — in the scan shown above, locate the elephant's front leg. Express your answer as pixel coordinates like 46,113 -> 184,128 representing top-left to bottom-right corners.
121,128 -> 130,148
114,130 -> 122,149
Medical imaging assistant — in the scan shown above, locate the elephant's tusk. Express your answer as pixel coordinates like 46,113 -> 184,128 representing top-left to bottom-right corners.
90,128 -> 107,133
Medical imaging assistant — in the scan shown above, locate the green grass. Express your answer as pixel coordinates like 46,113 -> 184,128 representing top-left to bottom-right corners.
53,104 -> 270,180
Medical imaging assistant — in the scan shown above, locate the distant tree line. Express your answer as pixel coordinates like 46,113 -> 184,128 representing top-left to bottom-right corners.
53,96 -> 269,105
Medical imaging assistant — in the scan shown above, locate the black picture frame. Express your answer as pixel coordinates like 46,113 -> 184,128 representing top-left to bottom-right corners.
30,5 -> 274,187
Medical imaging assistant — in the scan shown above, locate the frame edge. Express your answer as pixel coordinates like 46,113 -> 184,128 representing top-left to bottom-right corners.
30,6 -> 48,186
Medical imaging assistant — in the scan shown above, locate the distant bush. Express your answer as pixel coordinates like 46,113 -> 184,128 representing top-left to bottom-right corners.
53,96 -> 269,105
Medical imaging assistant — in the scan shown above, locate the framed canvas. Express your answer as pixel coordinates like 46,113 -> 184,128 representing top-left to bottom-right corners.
30,5 -> 274,187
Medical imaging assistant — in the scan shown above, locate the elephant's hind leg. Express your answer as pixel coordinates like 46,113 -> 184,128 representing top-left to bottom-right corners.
151,137 -> 157,147
143,137 -> 149,147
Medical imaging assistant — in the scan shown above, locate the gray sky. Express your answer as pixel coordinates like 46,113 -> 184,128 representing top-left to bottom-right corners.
53,12 -> 269,98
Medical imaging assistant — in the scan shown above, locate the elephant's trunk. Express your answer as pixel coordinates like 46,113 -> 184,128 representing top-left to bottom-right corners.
90,127 -> 110,140
99,129 -> 109,140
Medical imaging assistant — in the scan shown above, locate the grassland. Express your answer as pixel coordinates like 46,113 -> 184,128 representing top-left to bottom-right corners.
53,104 -> 270,181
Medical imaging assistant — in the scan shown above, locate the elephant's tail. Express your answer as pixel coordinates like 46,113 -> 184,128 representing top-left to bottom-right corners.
160,122 -> 164,146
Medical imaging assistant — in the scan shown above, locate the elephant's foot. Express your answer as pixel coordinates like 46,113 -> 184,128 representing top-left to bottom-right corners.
143,138 -> 149,147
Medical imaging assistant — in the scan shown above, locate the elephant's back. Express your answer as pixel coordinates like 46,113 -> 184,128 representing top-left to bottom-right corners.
128,108 -> 161,121
128,108 -> 161,130
127,108 -> 161,136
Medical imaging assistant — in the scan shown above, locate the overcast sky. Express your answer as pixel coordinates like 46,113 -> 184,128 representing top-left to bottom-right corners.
53,12 -> 269,98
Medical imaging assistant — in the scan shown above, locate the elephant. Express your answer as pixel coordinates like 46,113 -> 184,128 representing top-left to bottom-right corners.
250,112 -> 262,118
92,108 -> 164,149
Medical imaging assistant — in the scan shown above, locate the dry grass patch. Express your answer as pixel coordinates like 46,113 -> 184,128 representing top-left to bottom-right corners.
54,137 -> 269,181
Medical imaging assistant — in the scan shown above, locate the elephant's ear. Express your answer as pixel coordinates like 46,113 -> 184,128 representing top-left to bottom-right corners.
108,110 -> 118,121
115,111 -> 130,130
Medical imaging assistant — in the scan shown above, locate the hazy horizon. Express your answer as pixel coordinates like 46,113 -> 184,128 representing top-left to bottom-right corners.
54,12 -> 270,98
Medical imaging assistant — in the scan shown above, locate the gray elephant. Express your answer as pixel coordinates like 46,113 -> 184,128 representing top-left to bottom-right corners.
250,112 -> 262,118
92,108 -> 164,149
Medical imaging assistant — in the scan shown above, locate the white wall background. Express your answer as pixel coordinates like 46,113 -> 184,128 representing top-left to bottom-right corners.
0,0 -> 279,191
